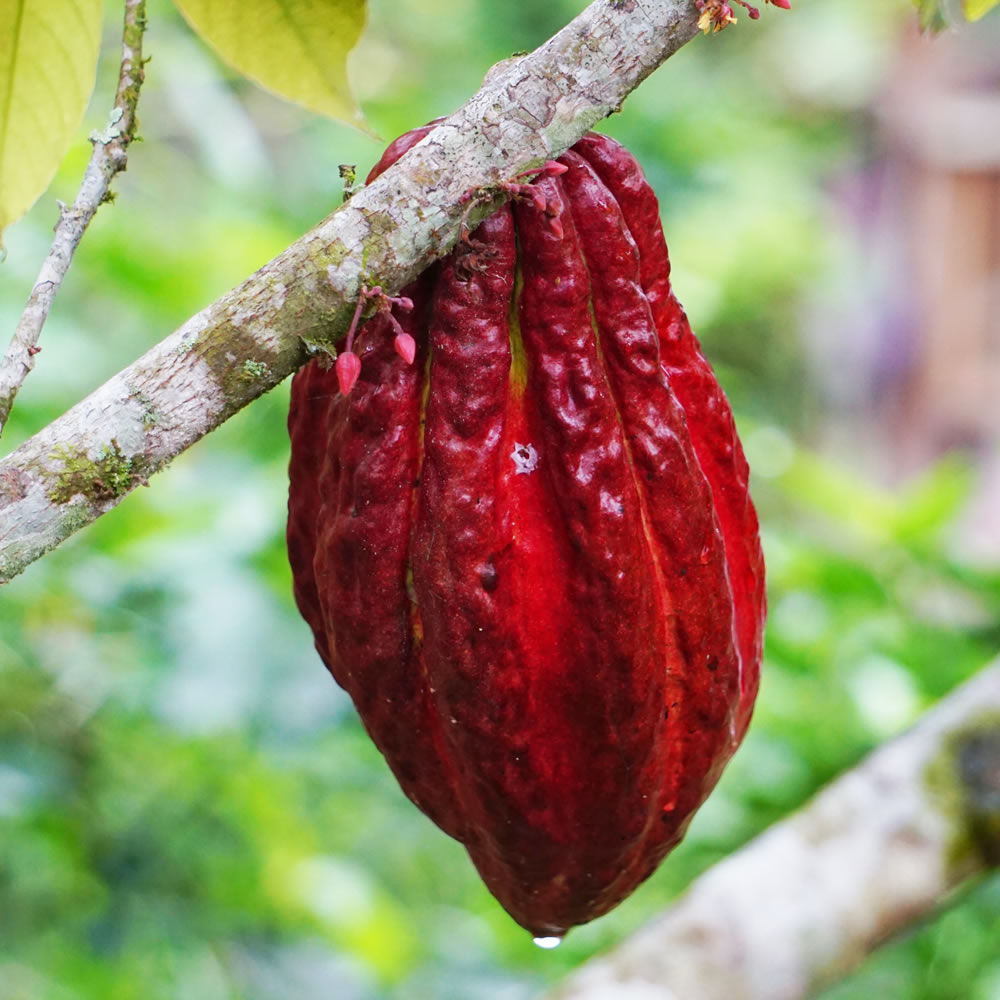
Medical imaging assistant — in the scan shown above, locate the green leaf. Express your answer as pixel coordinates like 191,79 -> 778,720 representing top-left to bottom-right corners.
964,0 -> 1000,19
172,0 -> 368,130
0,0 -> 103,236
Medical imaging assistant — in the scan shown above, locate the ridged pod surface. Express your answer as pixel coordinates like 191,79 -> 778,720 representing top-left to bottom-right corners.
287,128 -> 765,937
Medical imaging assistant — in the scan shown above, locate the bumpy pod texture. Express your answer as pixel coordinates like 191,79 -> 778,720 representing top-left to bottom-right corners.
287,128 -> 765,937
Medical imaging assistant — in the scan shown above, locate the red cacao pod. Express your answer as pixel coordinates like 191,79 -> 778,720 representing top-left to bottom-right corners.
287,128 -> 765,938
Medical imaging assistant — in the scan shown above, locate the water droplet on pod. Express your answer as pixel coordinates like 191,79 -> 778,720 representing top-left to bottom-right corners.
533,936 -> 563,950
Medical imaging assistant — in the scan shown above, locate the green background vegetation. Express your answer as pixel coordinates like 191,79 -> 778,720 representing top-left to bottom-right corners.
2,0 -> 999,997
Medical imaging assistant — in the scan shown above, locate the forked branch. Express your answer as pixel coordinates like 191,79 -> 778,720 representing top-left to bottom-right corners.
0,0 -> 703,583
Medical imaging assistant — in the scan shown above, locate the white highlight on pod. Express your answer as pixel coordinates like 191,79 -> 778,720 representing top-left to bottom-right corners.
511,442 -> 539,475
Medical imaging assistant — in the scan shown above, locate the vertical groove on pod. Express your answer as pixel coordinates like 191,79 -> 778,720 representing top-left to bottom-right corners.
508,264 -> 529,395
408,336 -> 433,654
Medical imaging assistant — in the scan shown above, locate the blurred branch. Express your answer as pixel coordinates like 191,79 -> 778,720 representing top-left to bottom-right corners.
0,0 -> 148,438
0,0 -> 703,584
545,659 -> 1000,1000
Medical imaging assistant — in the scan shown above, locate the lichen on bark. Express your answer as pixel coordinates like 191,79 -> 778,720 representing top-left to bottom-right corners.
46,440 -> 151,505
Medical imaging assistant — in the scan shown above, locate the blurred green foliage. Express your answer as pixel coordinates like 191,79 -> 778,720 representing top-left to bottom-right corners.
1,0 -> 999,997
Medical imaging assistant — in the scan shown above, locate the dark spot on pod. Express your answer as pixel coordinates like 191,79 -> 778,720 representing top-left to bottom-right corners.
479,561 -> 499,592
706,656 -> 718,672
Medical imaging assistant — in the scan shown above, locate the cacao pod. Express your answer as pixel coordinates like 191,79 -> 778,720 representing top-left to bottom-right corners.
287,127 -> 765,938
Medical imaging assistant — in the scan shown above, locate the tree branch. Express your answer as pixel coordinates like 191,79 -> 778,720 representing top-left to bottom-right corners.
0,0 -> 701,584
0,0 -> 148,436
545,658 -> 1000,1000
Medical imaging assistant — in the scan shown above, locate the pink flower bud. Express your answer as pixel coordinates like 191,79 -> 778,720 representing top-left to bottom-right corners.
336,351 -> 362,395
394,333 -> 417,365
539,160 -> 569,176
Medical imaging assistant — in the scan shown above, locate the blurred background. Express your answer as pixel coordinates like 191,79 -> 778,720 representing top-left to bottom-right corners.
2,0 -> 1000,997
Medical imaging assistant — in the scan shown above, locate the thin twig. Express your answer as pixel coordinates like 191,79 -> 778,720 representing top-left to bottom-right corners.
0,0 -> 148,437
